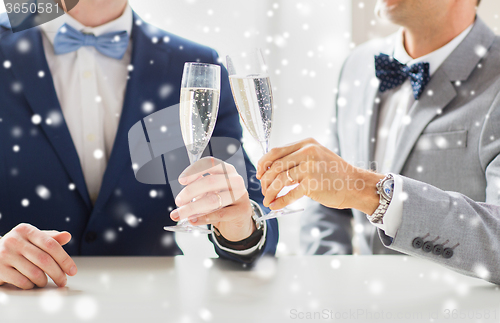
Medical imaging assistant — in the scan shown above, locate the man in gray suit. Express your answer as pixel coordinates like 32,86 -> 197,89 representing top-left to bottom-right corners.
256,0 -> 500,284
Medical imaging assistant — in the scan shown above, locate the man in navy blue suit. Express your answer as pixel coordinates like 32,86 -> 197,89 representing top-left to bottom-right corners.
0,0 -> 278,290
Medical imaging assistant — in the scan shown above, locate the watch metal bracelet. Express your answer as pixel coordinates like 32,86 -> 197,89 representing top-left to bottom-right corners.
367,174 -> 394,224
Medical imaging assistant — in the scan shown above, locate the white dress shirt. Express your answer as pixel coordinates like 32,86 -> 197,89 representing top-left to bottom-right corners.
39,5 -> 133,204
39,6 -> 264,255
372,24 -> 474,237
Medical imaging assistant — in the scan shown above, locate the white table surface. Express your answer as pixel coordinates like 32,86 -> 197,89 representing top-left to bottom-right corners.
0,255 -> 498,323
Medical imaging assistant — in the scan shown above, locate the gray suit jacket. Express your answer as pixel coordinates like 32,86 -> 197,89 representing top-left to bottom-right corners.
301,17 -> 500,284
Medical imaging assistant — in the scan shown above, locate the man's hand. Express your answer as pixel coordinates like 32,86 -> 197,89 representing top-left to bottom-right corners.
0,223 -> 78,290
170,157 -> 255,242
256,138 -> 384,214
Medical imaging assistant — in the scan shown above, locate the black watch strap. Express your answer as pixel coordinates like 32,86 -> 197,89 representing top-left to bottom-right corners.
213,226 -> 264,251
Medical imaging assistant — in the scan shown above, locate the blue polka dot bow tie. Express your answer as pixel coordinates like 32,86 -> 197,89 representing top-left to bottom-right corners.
375,53 -> 430,100
53,23 -> 129,60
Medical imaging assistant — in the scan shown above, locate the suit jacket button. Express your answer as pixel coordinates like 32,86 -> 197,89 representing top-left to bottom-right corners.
85,231 -> 97,243
422,241 -> 433,252
412,237 -> 423,249
442,248 -> 454,259
432,244 -> 444,255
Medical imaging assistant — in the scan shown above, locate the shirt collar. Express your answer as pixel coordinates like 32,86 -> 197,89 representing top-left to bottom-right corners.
393,23 -> 474,76
39,4 -> 133,45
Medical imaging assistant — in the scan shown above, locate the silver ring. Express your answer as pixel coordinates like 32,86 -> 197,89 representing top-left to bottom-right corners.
286,169 -> 295,183
215,192 -> 223,209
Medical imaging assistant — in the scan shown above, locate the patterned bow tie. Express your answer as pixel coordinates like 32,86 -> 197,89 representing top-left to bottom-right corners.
53,23 -> 129,60
375,53 -> 430,100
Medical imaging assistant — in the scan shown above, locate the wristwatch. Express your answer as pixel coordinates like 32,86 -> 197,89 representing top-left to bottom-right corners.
213,201 -> 264,250
367,174 -> 394,224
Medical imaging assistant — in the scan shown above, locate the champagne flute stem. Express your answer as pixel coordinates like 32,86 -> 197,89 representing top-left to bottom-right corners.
260,140 -> 269,155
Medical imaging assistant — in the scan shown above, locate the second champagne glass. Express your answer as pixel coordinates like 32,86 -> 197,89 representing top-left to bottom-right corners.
164,62 -> 220,234
227,49 -> 303,222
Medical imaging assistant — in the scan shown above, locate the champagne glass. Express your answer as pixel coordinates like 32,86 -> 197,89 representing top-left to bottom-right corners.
164,63 -> 220,234
226,49 -> 303,222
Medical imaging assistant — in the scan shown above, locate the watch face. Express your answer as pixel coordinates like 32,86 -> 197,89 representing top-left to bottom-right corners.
382,179 -> 394,199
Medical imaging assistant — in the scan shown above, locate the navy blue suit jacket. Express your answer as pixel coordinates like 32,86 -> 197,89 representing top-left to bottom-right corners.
0,12 -> 278,261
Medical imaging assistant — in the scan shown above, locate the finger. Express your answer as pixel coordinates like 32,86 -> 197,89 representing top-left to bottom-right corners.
263,166 -> 303,207
171,190 -> 236,221
175,173 -> 243,206
0,266 -> 35,290
257,139 -> 313,178
44,231 -> 72,246
179,157 -> 236,185
260,149 -> 309,193
25,229 -> 77,276
21,243 -> 68,287
268,181 -> 308,210
11,255 -> 48,288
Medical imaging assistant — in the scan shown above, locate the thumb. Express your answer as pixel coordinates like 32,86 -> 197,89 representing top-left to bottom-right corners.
44,231 -> 72,246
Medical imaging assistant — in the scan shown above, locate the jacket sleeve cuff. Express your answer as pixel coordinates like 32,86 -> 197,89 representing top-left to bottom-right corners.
370,173 -> 404,237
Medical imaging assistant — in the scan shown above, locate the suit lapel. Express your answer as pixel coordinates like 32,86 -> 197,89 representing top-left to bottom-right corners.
0,27 -> 92,209
92,13 -> 172,211
390,17 -> 496,174
390,70 -> 457,174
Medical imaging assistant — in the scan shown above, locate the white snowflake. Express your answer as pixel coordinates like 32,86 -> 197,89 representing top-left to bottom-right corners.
199,308 -> 213,322
368,280 -> 384,295
161,234 -> 174,247
31,114 -> 42,125
301,96 -> 315,109
17,39 -> 31,53
435,136 -> 448,149
217,278 -> 232,294
226,144 -> 237,155
46,110 -> 63,126
11,126 -> 22,138
93,149 -> 104,160
356,115 -> 365,125
337,97 -> 347,107
124,213 -> 139,227
103,229 -> 117,242
330,259 -> 341,269
354,223 -> 364,233
142,101 -> 155,114
203,259 -> 213,268
39,290 -> 64,313
475,45 -> 487,57
21,198 -> 30,207
11,82 -> 22,93
474,264 -> 490,280
292,124 -> 302,134
36,185 -> 51,200
74,296 -> 98,320
0,292 -> 8,305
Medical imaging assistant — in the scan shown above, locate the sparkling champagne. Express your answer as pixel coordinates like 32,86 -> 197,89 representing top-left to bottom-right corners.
229,75 -> 273,145
179,87 -> 220,160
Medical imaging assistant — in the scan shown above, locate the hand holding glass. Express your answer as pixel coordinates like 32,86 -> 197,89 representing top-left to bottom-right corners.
164,63 -> 220,234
